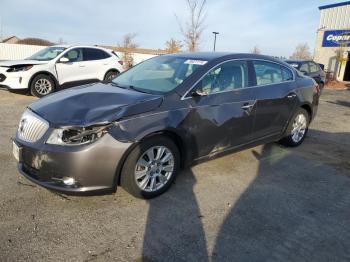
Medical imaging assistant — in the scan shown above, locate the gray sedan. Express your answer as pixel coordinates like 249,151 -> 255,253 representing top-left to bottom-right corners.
12,52 -> 319,198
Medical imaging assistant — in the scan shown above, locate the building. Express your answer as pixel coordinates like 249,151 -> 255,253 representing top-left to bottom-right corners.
314,1 -> 350,81
1,36 -> 20,44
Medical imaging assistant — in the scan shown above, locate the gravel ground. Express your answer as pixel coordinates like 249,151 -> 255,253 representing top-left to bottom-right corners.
0,89 -> 349,262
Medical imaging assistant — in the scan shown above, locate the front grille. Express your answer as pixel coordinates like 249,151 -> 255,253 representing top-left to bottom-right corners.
0,73 -> 6,82
17,110 -> 49,142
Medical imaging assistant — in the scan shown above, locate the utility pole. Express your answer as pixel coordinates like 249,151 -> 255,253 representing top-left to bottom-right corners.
0,16 -> 3,42
212,31 -> 219,51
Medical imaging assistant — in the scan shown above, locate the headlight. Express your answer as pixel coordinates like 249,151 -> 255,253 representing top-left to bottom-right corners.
7,65 -> 33,72
46,124 -> 111,145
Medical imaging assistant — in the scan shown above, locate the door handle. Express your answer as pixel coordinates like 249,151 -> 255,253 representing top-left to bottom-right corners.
287,93 -> 297,99
241,104 -> 254,110
79,65 -> 86,68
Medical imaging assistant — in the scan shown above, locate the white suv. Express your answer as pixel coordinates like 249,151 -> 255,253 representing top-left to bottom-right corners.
0,45 -> 124,97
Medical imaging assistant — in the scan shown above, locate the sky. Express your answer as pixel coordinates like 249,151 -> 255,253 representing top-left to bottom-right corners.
0,0 -> 342,57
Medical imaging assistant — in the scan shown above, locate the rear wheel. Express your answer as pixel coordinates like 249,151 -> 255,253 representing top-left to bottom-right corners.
30,74 -> 55,97
104,70 -> 119,82
120,136 -> 180,199
279,108 -> 310,147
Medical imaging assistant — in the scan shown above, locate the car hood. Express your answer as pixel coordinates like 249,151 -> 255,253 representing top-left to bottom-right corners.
0,60 -> 48,67
29,83 -> 164,126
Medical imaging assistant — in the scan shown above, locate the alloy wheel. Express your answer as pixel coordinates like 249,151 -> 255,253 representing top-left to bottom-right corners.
134,146 -> 175,192
34,78 -> 52,95
291,113 -> 307,143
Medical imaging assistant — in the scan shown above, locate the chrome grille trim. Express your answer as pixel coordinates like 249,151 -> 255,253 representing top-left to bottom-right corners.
17,109 -> 49,142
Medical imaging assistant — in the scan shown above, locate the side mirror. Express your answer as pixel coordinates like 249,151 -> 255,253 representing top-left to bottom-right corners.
299,70 -> 308,75
58,57 -> 69,63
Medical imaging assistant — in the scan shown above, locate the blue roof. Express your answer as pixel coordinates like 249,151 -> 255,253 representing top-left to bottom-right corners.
319,1 -> 350,10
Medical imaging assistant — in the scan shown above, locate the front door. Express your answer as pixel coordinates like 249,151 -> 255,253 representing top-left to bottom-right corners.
56,48 -> 88,85
185,60 -> 256,158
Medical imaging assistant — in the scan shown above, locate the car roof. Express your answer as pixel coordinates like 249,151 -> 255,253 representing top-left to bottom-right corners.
51,45 -> 112,52
165,52 -> 285,63
285,59 -> 310,63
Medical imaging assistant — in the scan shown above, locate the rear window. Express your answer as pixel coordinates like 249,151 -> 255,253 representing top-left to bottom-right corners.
83,48 -> 111,61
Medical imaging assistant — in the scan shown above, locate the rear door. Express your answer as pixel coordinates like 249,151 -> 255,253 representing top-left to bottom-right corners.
82,48 -> 112,80
250,60 -> 297,140
186,60 -> 256,158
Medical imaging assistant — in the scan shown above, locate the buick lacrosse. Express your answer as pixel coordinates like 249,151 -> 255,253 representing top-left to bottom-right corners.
13,53 -> 319,198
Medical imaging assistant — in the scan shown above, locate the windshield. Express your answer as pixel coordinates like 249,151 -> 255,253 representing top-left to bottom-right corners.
112,56 -> 207,94
27,47 -> 66,61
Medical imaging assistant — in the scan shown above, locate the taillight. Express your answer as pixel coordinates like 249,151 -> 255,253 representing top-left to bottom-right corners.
118,60 -> 123,66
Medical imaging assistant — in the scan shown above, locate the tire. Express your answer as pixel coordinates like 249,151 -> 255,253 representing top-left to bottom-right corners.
279,108 -> 310,147
104,70 -> 119,82
30,74 -> 55,97
120,136 -> 180,199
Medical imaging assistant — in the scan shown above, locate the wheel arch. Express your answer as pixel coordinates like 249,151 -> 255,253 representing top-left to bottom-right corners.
104,69 -> 120,80
300,103 -> 313,121
113,129 -> 187,188
28,71 -> 58,90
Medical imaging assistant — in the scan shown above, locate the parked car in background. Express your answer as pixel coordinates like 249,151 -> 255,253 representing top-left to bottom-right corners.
285,59 -> 326,90
12,53 -> 319,198
0,45 -> 124,97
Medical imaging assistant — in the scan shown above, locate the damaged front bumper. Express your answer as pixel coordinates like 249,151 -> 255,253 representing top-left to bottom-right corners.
13,133 -> 132,194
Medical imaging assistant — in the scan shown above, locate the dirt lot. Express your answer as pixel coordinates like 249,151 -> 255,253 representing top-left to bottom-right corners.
0,89 -> 349,262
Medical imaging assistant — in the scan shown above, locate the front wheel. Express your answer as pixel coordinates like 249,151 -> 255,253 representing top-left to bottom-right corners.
120,136 -> 180,199
30,74 -> 55,97
279,108 -> 310,147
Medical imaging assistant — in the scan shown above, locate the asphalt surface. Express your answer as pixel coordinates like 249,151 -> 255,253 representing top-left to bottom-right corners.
0,89 -> 349,262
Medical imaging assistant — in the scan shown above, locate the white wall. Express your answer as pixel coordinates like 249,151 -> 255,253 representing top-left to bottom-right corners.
0,43 -> 157,63
0,43 -> 45,60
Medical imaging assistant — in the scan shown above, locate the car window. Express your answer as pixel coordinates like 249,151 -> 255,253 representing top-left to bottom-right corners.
282,66 -> 293,81
197,60 -> 248,94
253,61 -> 284,85
83,48 -> 111,61
309,62 -> 319,73
299,63 -> 309,73
63,48 -> 83,62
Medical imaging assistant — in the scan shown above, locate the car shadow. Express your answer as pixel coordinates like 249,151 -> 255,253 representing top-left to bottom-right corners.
141,168 -> 209,261
141,130 -> 350,261
212,131 -> 350,261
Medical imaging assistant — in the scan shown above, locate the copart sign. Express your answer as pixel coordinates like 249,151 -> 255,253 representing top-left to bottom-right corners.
322,30 -> 350,47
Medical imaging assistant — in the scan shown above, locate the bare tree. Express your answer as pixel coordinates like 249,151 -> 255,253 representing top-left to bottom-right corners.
176,0 -> 206,52
118,33 -> 138,69
165,38 -> 183,53
290,43 -> 312,59
17,38 -> 54,46
251,45 -> 261,54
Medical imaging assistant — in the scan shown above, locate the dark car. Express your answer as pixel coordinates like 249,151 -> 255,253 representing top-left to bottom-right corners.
12,53 -> 319,198
285,59 -> 326,90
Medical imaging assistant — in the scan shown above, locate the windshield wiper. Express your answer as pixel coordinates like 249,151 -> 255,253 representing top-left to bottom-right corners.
111,82 -> 149,93
110,82 -> 128,89
126,85 -> 149,93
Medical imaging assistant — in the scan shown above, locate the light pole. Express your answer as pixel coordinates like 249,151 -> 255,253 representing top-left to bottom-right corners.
212,32 -> 219,51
